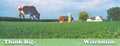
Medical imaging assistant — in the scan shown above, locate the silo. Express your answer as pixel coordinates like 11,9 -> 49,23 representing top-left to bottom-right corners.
68,13 -> 72,22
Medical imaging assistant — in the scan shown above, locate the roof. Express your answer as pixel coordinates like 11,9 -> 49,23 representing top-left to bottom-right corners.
61,16 -> 68,19
90,16 -> 102,20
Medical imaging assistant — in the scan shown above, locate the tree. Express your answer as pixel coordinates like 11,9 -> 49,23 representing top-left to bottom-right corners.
107,7 -> 120,21
78,11 -> 89,21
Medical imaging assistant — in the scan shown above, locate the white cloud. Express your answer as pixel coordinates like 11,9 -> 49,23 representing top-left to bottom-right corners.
70,0 -> 119,11
1,0 -> 119,11
17,0 -> 69,11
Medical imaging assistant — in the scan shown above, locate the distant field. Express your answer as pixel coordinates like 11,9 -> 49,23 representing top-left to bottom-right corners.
0,21 -> 120,39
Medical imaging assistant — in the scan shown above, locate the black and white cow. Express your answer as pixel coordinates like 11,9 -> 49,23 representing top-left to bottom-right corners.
18,6 -> 40,21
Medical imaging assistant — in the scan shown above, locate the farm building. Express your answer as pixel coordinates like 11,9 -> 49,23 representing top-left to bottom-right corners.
59,13 -> 73,23
59,16 -> 68,22
86,16 -> 103,22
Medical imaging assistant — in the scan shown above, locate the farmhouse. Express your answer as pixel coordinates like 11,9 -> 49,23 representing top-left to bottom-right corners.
59,13 -> 73,23
86,16 -> 103,22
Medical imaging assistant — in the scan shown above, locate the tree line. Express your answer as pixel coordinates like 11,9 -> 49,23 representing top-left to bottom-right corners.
0,17 -> 58,22
78,7 -> 120,21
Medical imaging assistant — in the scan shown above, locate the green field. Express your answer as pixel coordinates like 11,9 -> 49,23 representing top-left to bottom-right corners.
0,21 -> 120,39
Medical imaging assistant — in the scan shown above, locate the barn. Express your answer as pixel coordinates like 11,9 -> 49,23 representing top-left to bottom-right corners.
59,16 -> 68,22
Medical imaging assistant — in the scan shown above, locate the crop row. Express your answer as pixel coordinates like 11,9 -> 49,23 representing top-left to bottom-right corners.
0,21 -> 120,39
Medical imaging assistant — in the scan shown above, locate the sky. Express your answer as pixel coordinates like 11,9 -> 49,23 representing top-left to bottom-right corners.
0,0 -> 120,20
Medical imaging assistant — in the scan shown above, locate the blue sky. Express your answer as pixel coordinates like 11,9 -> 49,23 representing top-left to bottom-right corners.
0,0 -> 120,20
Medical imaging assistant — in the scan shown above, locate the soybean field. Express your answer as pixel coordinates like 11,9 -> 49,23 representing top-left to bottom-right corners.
0,21 -> 120,39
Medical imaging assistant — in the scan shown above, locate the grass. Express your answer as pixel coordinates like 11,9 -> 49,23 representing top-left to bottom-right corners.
0,21 -> 120,39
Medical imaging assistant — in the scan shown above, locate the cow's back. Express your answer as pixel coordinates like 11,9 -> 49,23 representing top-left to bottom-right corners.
23,6 -> 31,14
29,6 -> 38,14
23,6 -> 38,14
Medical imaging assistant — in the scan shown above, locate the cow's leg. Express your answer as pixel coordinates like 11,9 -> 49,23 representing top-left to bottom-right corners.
22,15 -> 25,19
19,14 -> 22,19
31,14 -> 35,20
30,14 -> 35,20
30,14 -> 32,20
32,15 -> 35,20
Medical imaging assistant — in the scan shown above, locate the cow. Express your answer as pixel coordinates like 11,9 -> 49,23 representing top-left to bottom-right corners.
18,6 -> 40,21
